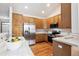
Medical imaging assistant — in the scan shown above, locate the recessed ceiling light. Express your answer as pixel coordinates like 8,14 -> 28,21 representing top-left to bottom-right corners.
46,3 -> 50,7
25,6 -> 28,9
42,10 -> 45,14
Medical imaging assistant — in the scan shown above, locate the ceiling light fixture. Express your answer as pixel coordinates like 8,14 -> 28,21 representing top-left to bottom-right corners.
25,6 -> 28,9
42,10 -> 45,14
46,3 -> 50,7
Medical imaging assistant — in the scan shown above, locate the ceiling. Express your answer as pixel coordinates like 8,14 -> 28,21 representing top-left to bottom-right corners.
0,3 -> 10,17
0,3 -> 61,19
12,3 -> 61,18
0,3 -> 10,23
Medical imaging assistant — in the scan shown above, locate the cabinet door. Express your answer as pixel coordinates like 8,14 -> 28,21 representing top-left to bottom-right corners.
23,16 -> 29,23
34,19 -> 43,29
46,19 -> 51,29
58,15 -> 61,28
12,13 -> 23,36
61,3 -> 71,28
46,15 -> 61,29
35,34 -> 44,43
53,41 -> 71,56
72,46 -> 79,56
42,34 -> 48,42
12,13 -> 23,26
29,18 -> 34,23
12,26 -> 23,36
35,34 -> 48,43
23,16 -> 34,23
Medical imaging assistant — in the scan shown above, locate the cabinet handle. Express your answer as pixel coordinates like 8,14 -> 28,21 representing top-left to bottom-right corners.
58,44 -> 63,48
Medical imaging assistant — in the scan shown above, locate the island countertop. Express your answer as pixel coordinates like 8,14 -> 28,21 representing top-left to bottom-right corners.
52,34 -> 79,47
0,37 -> 33,56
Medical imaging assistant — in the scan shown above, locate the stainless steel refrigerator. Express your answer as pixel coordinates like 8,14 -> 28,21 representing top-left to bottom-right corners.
24,23 -> 36,45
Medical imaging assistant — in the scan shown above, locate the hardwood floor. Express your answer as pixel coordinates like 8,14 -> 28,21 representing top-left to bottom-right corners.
30,42 -> 53,56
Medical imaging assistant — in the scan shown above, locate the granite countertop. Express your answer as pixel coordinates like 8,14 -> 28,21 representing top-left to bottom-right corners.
53,34 -> 79,47
35,28 -> 71,34
36,29 -> 48,34
0,37 -> 33,56
36,32 -> 48,34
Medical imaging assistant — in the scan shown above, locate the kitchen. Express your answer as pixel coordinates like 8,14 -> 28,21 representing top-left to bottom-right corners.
12,3 -> 71,56
0,3 -> 79,56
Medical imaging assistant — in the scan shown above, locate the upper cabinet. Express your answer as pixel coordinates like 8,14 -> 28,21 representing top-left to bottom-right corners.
23,16 -> 44,29
12,13 -> 45,36
23,16 -> 34,23
60,3 -> 71,28
34,18 -> 44,29
46,15 -> 61,29
46,3 -> 71,29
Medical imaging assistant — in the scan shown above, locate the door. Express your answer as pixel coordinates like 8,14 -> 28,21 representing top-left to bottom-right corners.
2,23 -> 10,33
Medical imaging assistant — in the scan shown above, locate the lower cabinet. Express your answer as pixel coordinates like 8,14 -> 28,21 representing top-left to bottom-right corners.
53,41 -> 71,56
43,34 -> 48,42
35,34 -> 48,43
35,34 -> 43,43
71,46 -> 79,56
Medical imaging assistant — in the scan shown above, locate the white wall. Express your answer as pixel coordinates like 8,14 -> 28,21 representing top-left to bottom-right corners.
0,21 -> 1,33
71,3 -> 79,33
78,4 -> 79,33
71,3 -> 79,56
9,7 -> 12,38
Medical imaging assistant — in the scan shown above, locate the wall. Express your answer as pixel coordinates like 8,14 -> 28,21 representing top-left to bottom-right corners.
0,21 -> 1,33
71,3 -> 79,33
0,6 -> 11,34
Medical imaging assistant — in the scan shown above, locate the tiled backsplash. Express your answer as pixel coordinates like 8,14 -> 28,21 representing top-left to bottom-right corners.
36,28 -> 71,33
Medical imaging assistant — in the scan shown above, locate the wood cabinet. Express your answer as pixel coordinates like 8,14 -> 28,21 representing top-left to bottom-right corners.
12,13 -> 23,36
23,16 -> 34,23
46,15 -> 61,29
58,15 -> 62,28
53,41 -> 71,56
60,3 -> 71,28
36,34 -> 43,43
46,3 -> 71,29
23,16 -> 29,23
34,18 -> 44,29
35,34 -> 48,43
23,16 -> 44,29
43,34 -> 48,42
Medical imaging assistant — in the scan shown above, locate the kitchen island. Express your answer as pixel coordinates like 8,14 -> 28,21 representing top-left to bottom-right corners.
0,37 -> 33,56
52,34 -> 79,56
53,34 -> 79,47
